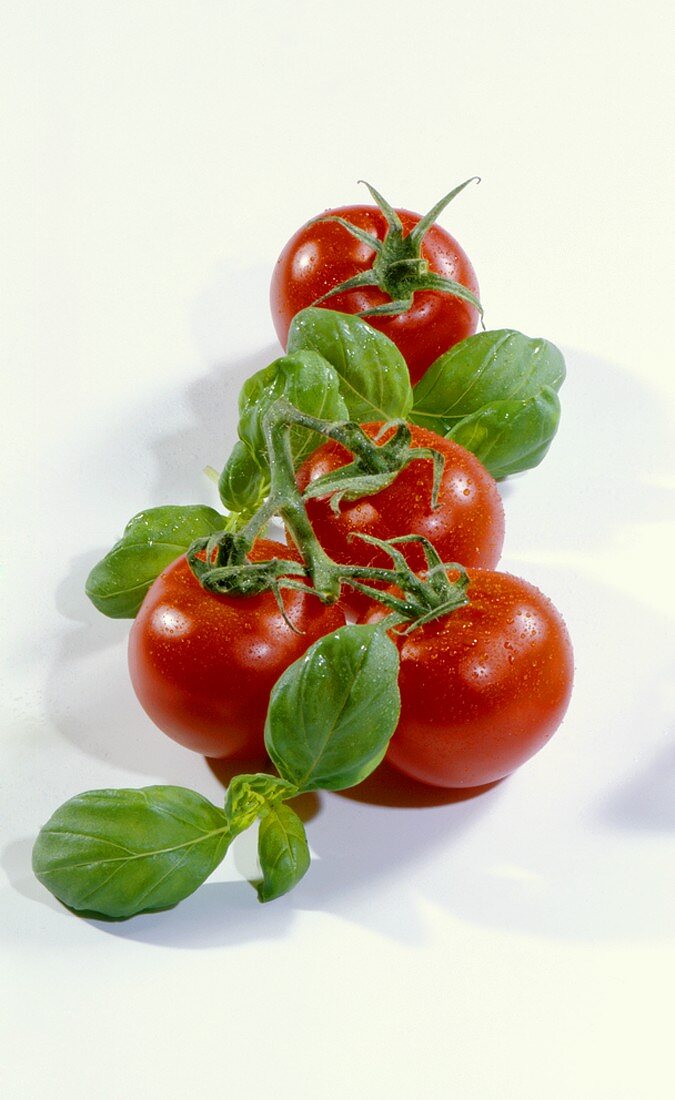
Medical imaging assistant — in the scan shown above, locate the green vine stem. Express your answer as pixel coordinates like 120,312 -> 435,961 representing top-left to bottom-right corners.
187,398 -> 470,627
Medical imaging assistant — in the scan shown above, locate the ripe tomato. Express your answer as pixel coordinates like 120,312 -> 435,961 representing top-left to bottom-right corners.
296,423 -> 505,616
128,539 -> 345,759
270,197 -> 480,385
362,569 -> 574,788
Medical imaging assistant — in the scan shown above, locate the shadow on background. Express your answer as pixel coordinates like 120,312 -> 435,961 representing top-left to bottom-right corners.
336,759 -> 500,809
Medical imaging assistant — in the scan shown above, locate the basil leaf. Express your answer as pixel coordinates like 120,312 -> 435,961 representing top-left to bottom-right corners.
225,773 -> 298,830
237,350 -> 348,468
218,440 -> 269,518
411,329 -> 566,435
256,803 -> 310,902
265,624 -> 400,792
286,307 -> 413,422
32,786 -> 232,919
447,387 -> 561,479
85,505 -> 227,618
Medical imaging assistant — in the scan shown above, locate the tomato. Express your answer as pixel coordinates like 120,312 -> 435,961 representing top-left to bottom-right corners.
128,539 -> 345,759
270,198 -> 480,385
296,422 -> 505,616
362,569 -> 574,788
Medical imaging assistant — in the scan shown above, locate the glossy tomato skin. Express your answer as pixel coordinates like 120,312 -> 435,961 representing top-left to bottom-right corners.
362,570 -> 574,788
296,423 -> 505,617
270,205 -> 480,384
128,539 -> 345,759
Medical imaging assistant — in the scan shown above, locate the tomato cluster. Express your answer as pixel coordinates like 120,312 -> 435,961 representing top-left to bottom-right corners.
123,185 -> 572,789
36,183 -> 575,927
130,431 -> 571,787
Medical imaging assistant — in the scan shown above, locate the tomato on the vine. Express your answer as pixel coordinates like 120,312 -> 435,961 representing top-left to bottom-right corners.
362,569 -> 574,788
128,539 -> 345,759
270,181 -> 481,384
296,422 -> 505,616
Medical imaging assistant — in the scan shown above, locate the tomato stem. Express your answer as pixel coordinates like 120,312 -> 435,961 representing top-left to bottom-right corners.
312,178 -> 483,319
187,399 -> 472,627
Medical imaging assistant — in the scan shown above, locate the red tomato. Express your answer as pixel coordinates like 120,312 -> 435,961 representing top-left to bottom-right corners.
128,539 -> 345,759
362,569 -> 574,788
296,423 -> 505,616
270,203 -> 479,385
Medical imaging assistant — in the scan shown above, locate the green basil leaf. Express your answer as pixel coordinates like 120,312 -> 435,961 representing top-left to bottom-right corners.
85,504 -> 226,618
225,773 -> 298,830
218,440 -> 269,518
32,786 -> 232,919
237,350 -> 348,469
265,623 -> 400,792
411,328 -> 566,435
447,386 -> 561,479
286,307 -> 413,422
256,803 -> 310,902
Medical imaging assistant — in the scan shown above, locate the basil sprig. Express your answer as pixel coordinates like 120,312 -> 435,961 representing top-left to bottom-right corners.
32,623 -> 401,919
411,329 -> 566,477
219,349 -> 348,514
85,505 -> 227,618
286,307 -> 413,422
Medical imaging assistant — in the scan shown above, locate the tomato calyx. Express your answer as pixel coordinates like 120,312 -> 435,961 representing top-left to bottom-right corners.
346,534 -> 471,632
301,419 -> 445,514
311,178 -> 484,320
184,398 -> 471,630
186,398 -> 450,615
186,530 -> 311,632
188,529 -> 303,594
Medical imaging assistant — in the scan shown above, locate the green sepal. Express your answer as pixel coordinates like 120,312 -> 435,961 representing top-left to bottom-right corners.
304,465 -> 401,513
307,180 -> 482,321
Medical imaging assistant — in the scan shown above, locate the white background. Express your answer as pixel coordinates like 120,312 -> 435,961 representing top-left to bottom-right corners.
2,2 -> 674,1097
